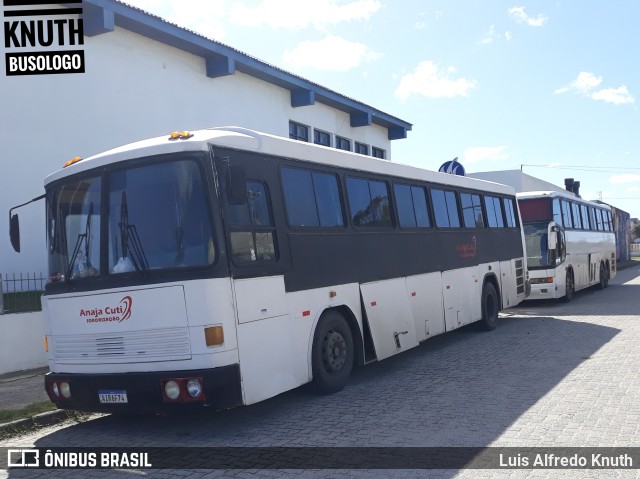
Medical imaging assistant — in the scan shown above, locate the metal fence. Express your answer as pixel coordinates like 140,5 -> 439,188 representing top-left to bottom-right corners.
0,273 -> 46,314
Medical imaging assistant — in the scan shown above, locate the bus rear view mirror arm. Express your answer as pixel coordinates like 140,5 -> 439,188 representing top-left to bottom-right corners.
8,194 -> 46,253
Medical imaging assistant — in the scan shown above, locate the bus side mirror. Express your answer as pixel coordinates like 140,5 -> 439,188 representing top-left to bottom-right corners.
227,166 -> 247,205
547,231 -> 557,250
9,213 -> 20,253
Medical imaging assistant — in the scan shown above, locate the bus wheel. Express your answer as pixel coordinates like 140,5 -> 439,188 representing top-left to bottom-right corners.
563,271 -> 574,302
479,282 -> 499,331
311,310 -> 354,394
598,262 -> 608,290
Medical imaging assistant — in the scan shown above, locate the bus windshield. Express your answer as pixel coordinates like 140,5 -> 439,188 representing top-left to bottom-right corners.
523,221 -> 554,269
47,157 -> 215,282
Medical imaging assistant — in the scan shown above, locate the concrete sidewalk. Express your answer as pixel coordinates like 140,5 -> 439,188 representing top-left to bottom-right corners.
0,367 -> 50,412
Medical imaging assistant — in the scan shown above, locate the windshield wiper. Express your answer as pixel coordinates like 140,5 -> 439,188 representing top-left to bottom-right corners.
65,202 -> 92,281
119,191 -> 150,277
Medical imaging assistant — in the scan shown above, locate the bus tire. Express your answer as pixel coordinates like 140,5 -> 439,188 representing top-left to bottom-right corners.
479,282 -> 499,331
311,310 -> 354,394
562,271 -> 574,302
598,262 -> 608,290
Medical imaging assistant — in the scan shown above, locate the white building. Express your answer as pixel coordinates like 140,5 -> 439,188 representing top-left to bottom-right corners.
469,170 -> 565,193
1,0 -> 411,277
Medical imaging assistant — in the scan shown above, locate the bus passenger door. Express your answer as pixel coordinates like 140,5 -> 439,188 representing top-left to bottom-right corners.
360,278 -> 419,360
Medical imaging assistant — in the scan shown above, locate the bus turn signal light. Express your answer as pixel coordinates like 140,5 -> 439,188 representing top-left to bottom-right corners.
205,326 -> 224,347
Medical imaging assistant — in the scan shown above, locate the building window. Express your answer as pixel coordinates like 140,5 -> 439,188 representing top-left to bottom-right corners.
335,136 -> 351,151
314,129 -> 331,147
354,142 -> 369,155
289,121 -> 309,142
372,147 -> 385,159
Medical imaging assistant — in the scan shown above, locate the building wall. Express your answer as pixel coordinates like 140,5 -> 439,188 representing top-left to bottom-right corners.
1,25 -> 390,276
0,312 -> 47,375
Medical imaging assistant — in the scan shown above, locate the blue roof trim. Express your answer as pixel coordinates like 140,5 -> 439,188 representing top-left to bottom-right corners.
206,55 -> 235,78
82,0 -> 412,139
291,89 -> 315,107
350,112 -> 372,127
84,3 -> 115,36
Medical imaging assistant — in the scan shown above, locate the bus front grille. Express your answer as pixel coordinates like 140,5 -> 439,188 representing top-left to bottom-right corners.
52,328 -> 192,364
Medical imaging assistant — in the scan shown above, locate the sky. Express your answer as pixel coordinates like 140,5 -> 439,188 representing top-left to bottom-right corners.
124,0 -> 640,219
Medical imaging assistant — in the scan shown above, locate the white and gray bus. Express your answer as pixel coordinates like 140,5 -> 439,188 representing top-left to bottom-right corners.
518,190 -> 616,301
10,127 -> 528,412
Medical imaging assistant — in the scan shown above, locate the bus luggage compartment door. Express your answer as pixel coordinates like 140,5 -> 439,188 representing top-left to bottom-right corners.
360,278 -> 419,361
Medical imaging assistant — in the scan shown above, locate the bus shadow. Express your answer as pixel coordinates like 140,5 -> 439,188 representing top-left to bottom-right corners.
23,313 -> 620,476
514,274 -> 640,317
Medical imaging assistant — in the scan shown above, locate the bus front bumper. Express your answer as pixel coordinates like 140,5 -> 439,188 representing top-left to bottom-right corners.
528,282 -> 559,300
44,365 -> 242,413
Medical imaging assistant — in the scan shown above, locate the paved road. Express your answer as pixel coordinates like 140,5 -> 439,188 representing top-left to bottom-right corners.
2,265 -> 640,479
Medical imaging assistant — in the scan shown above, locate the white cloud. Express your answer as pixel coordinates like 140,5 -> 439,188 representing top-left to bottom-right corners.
591,86 -> 635,105
283,35 -> 381,71
394,61 -> 477,100
627,186 -> 640,192
463,146 -> 510,164
505,31 -> 512,41
508,6 -> 548,27
610,174 -> 640,184
229,0 -> 382,29
555,72 -> 634,105
479,25 -> 499,44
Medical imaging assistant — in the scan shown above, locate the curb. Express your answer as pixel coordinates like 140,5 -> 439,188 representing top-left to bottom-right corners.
0,409 -> 71,439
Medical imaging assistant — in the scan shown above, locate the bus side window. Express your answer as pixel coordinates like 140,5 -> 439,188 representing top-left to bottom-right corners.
561,200 -> 573,229
571,202 -> 582,229
588,207 -> 597,231
227,180 -> 277,264
552,199 -> 562,226
484,195 -> 504,228
346,177 -> 392,228
503,197 -> 517,228
556,229 -> 566,265
431,189 -> 460,228
395,184 -> 431,228
460,192 -> 484,228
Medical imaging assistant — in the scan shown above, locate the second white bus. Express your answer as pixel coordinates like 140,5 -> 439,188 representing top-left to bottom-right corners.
518,190 -> 616,301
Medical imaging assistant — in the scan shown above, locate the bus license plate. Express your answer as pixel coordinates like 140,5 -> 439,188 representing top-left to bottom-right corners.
98,390 -> 128,404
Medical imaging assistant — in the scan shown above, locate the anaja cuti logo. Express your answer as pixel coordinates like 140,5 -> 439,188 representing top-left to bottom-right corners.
3,0 -> 85,76
80,296 -> 133,324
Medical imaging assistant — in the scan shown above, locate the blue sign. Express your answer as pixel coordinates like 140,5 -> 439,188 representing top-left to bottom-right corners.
438,158 -> 465,176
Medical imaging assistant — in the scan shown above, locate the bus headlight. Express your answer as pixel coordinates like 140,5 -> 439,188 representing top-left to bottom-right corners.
186,379 -> 203,398
60,382 -> 72,399
164,380 -> 181,400
52,382 -> 60,398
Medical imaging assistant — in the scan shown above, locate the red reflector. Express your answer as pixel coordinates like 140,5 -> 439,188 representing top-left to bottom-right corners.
302,310 -> 311,317
371,301 -> 377,307
411,292 -> 416,297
